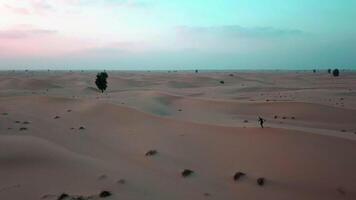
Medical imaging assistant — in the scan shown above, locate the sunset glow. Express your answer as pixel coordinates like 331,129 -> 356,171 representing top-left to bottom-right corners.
1,0 -> 355,69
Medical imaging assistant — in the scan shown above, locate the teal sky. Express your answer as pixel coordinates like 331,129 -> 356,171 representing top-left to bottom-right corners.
0,0 -> 355,70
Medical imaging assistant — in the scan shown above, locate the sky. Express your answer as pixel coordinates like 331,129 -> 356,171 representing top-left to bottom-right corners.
0,0 -> 355,70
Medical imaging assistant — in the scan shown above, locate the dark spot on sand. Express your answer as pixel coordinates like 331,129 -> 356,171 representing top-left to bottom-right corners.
233,172 -> 246,181
204,192 -> 211,197
54,116 -> 60,119
57,193 -> 69,200
145,150 -> 158,156
99,191 -> 112,198
117,179 -> 126,184
79,126 -> 85,130
98,174 -> 107,180
337,187 -> 346,195
182,169 -> 194,177
257,177 -> 265,186
19,127 -> 28,131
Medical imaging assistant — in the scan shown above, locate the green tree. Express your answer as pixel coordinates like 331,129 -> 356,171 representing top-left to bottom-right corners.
95,72 -> 108,93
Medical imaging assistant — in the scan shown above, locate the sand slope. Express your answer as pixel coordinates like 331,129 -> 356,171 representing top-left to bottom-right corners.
1,71 -> 356,200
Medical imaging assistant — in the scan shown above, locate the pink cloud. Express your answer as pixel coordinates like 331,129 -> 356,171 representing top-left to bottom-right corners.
3,4 -> 31,15
1,0 -> 53,15
0,26 -> 97,57
0,28 -> 57,39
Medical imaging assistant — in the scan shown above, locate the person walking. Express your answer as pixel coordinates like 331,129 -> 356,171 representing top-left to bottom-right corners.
258,116 -> 266,128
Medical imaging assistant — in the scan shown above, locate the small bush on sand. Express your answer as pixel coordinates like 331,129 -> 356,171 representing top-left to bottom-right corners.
332,69 -> 340,77
233,172 -> 246,181
145,150 -> 158,156
99,191 -> 112,198
57,193 -> 69,200
257,177 -> 265,186
182,169 -> 194,177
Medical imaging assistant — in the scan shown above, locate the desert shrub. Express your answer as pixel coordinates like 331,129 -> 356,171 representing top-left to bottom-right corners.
182,169 -> 194,177
233,172 -> 246,181
99,191 -> 112,198
145,150 -> 158,156
332,69 -> 340,77
257,177 -> 265,186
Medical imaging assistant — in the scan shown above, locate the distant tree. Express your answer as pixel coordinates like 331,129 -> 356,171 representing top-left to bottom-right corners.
195,69 -> 198,73
332,69 -> 340,77
327,69 -> 331,74
95,71 -> 108,93
313,69 -> 316,73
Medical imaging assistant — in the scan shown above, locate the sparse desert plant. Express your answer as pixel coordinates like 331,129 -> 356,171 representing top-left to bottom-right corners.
182,169 -> 194,177
99,191 -> 112,198
95,71 -> 108,93
233,172 -> 246,181
145,150 -> 158,156
220,81 -> 225,84
332,69 -> 340,77
57,193 -> 69,200
328,69 -> 331,74
257,177 -> 265,186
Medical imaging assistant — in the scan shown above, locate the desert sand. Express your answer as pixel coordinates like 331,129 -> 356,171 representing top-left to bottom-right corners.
0,70 -> 356,200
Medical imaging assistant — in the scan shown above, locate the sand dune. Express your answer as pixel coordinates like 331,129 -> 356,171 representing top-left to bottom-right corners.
1,71 -> 356,200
